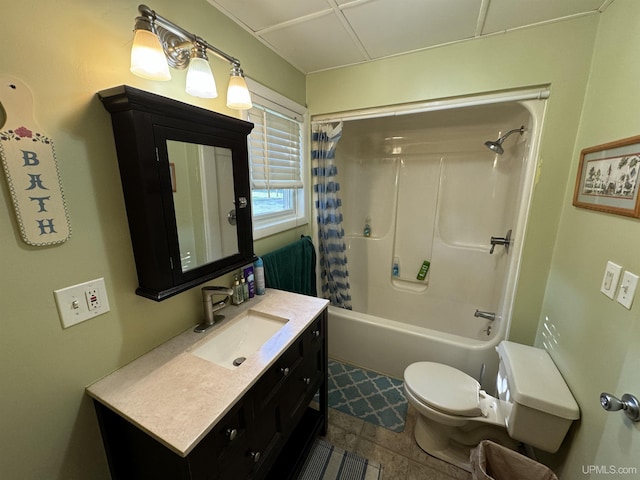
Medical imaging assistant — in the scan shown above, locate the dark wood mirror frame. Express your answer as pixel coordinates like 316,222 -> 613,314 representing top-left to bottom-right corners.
99,85 -> 255,301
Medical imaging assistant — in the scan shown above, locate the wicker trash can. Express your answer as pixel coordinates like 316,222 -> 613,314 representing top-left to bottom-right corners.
470,440 -> 558,480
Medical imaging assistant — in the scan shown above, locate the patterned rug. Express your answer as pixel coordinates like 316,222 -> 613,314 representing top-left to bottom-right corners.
296,438 -> 382,480
326,360 -> 408,433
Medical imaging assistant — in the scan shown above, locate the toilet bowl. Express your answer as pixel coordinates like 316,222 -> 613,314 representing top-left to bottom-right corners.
403,341 -> 580,472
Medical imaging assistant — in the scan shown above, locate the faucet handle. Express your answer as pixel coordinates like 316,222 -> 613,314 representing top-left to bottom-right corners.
202,285 -> 234,297
195,286 -> 233,333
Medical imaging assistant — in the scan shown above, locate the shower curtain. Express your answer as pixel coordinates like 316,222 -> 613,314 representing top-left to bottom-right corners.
311,122 -> 352,309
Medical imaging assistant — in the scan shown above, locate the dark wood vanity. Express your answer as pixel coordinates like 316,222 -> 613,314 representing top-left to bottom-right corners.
90,298 -> 327,480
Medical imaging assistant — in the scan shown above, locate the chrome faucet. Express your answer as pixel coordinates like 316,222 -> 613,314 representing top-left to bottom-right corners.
194,286 -> 233,333
474,309 -> 496,321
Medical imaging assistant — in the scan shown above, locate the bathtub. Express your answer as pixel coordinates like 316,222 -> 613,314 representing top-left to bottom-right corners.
327,305 -> 501,393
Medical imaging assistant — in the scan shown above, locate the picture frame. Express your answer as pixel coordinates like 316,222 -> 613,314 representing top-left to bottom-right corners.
573,135 -> 640,218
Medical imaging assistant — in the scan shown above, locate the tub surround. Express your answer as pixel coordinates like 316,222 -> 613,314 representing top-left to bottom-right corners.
86,289 -> 329,457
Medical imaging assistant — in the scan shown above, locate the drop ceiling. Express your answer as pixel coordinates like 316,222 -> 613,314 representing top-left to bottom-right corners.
207,0 -> 614,74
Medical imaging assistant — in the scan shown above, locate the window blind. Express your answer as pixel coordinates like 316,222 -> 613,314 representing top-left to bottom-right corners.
248,105 -> 303,190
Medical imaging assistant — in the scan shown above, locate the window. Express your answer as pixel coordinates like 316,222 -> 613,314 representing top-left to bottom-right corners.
245,80 -> 308,239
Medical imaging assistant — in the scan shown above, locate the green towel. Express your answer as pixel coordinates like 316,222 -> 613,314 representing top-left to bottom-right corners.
262,236 -> 317,297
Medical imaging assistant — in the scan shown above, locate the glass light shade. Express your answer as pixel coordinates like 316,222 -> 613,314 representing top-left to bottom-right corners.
226,75 -> 252,110
130,29 -> 171,81
185,57 -> 218,99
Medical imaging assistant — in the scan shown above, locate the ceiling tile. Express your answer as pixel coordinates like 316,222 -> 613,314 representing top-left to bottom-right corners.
209,0 -> 331,31
260,13 -> 367,73
483,0 -> 607,34
342,0 -> 482,59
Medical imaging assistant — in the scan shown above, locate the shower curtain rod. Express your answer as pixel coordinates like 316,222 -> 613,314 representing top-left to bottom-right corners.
311,87 -> 550,125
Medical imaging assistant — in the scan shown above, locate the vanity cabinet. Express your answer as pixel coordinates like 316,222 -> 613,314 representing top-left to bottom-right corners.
93,309 -> 328,480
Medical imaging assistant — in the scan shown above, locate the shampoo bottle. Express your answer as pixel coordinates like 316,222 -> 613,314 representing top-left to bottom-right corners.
363,216 -> 371,237
392,257 -> 400,277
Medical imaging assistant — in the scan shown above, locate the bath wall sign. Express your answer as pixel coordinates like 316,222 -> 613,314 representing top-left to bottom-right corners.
0,76 -> 71,245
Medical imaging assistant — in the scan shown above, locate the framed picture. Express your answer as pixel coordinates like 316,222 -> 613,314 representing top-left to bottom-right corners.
573,135 -> 640,218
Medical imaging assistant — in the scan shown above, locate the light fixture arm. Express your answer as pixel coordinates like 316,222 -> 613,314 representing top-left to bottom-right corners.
137,4 -> 241,68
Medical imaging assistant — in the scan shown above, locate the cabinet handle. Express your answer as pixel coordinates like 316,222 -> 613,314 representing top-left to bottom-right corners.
311,329 -> 321,337
302,377 -> 311,385
280,367 -> 290,376
226,428 -> 237,441
250,451 -> 261,463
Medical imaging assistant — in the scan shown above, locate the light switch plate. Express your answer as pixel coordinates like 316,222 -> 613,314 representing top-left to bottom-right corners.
616,271 -> 639,310
54,278 -> 110,328
601,261 -> 622,299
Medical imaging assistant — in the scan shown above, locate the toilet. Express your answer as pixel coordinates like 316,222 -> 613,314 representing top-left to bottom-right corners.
403,341 -> 579,471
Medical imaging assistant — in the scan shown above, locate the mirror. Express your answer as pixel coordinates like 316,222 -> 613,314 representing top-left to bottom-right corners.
168,142 -> 239,272
99,85 -> 255,301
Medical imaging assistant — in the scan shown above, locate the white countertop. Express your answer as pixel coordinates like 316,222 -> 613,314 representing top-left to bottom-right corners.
86,289 -> 329,457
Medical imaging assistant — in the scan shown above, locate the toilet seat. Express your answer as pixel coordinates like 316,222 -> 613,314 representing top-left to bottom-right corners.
404,362 -> 482,417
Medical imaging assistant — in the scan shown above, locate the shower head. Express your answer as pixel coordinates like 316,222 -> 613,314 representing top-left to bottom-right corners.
484,125 -> 525,155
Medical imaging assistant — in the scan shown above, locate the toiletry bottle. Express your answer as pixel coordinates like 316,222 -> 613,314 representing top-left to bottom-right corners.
244,265 -> 255,298
241,274 -> 249,301
416,260 -> 430,281
392,257 -> 400,277
363,216 -> 371,237
254,257 -> 266,295
232,275 -> 243,305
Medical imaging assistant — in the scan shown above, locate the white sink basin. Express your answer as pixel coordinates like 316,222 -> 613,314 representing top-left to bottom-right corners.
191,310 -> 288,369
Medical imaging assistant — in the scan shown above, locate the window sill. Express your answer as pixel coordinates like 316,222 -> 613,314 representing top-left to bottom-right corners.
253,215 -> 308,240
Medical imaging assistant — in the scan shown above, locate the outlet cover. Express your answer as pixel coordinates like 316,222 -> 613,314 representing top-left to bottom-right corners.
54,278 -> 110,328
601,261 -> 622,299
616,271 -> 639,310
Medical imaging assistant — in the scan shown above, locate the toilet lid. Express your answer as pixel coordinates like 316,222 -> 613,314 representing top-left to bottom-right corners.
404,362 -> 482,417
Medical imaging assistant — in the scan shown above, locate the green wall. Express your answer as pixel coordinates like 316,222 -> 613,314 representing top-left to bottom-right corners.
307,15 -> 599,346
537,1 -> 640,476
2,0 -> 637,478
0,1 -> 304,478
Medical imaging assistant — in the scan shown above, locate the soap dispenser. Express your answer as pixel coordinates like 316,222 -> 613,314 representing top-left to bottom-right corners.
232,275 -> 243,305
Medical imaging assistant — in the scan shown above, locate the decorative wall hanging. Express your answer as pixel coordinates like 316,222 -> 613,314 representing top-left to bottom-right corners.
573,135 -> 640,218
0,76 -> 71,245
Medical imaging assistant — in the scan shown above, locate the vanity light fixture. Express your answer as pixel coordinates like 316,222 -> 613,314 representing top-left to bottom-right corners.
129,4 -> 252,109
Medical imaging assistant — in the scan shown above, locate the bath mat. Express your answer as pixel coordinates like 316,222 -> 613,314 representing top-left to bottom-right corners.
296,438 -> 382,480
326,359 -> 408,433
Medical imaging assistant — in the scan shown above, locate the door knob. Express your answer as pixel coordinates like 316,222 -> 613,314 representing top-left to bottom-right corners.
600,392 -> 640,422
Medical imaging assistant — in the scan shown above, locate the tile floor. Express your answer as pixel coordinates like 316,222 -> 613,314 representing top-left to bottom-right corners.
321,404 -> 472,480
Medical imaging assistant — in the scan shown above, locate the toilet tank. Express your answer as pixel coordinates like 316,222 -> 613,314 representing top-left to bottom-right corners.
496,341 -> 579,453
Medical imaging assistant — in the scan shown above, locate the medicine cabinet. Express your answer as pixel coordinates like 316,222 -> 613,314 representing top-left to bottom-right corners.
99,85 -> 255,300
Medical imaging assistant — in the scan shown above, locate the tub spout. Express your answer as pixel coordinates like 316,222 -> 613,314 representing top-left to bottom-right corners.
474,310 -> 495,321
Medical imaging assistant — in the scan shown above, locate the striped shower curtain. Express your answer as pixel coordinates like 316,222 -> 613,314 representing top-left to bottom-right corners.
311,122 -> 352,309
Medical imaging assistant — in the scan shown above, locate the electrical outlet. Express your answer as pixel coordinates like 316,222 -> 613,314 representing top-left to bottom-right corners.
600,261 -> 622,299
85,288 -> 100,310
54,278 -> 110,328
616,271 -> 639,310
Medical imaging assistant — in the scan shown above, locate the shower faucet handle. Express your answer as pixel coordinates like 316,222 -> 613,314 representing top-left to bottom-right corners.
489,229 -> 512,254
